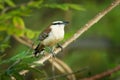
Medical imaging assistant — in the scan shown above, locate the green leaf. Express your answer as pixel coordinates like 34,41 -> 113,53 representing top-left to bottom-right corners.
44,3 -> 85,11
29,67 -> 43,73
7,26 -> 15,35
0,45 -> 7,53
6,26 -> 24,36
44,3 -> 69,10
12,72 -> 24,80
28,0 -> 43,8
9,51 -> 26,61
13,16 -> 25,30
5,0 -> 16,7
14,28 -> 24,36
25,29 -> 35,39
0,51 -> 30,65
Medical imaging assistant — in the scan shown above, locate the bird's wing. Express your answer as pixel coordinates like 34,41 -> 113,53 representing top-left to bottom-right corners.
39,27 -> 51,41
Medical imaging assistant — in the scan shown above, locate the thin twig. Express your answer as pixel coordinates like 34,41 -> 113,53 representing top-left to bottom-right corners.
7,59 -> 21,70
52,58 -> 56,80
81,65 -> 120,80
13,36 -> 33,48
47,67 -> 89,80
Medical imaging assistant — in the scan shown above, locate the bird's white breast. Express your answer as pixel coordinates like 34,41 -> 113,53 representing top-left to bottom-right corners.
42,25 -> 65,46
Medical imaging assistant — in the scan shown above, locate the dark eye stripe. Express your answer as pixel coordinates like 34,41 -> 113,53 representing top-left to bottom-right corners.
52,23 -> 62,25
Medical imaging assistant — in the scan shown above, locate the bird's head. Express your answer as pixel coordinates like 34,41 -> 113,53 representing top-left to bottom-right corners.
52,21 -> 69,26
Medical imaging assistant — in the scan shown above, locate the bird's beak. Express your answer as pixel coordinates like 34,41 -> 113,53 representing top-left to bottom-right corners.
63,21 -> 69,25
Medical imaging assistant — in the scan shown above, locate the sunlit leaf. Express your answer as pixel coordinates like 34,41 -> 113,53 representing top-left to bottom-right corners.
14,29 -> 24,36
5,0 -> 15,7
25,29 -> 35,39
13,16 -> 25,30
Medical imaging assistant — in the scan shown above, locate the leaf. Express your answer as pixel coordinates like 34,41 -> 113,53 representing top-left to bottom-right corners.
14,28 -> 24,36
25,29 -> 35,39
12,72 -> 24,80
5,0 -> 15,7
0,43 -> 10,49
29,67 -> 43,74
44,3 -> 85,11
13,16 -> 25,30
9,51 -> 26,61
6,26 -> 24,36
28,0 -> 43,8
0,51 -> 30,65
44,3 -> 69,10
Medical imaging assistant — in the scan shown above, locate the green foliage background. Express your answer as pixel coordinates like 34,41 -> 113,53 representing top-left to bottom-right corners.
0,0 -> 120,80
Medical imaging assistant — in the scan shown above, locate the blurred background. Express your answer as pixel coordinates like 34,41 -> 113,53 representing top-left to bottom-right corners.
0,0 -> 120,80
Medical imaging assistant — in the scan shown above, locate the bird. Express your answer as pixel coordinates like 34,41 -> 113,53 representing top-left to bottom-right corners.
33,21 -> 69,57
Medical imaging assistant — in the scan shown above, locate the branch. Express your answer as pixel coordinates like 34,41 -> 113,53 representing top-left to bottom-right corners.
81,65 -> 120,80
34,0 -> 120,64
13,36 -> 33,48
47,67 -> 88,80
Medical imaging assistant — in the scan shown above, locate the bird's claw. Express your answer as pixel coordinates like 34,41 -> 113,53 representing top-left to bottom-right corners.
57,43 -> 63,52
48,47 -> 56,58
52,53 -> 56,58
34,49 -> 45,58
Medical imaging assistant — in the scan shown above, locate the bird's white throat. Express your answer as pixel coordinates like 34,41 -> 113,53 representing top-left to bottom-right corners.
51,24 -> 65,39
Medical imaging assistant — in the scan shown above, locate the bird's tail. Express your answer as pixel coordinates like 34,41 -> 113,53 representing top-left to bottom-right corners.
34,43 -> 45,57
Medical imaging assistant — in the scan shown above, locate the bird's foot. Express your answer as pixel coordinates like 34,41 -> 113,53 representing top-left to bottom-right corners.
51,52 -> 56,58
57,43 -> 63,52
34,49 -> 45,58
48,47 -> 56,58
34,52 -> 40,58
